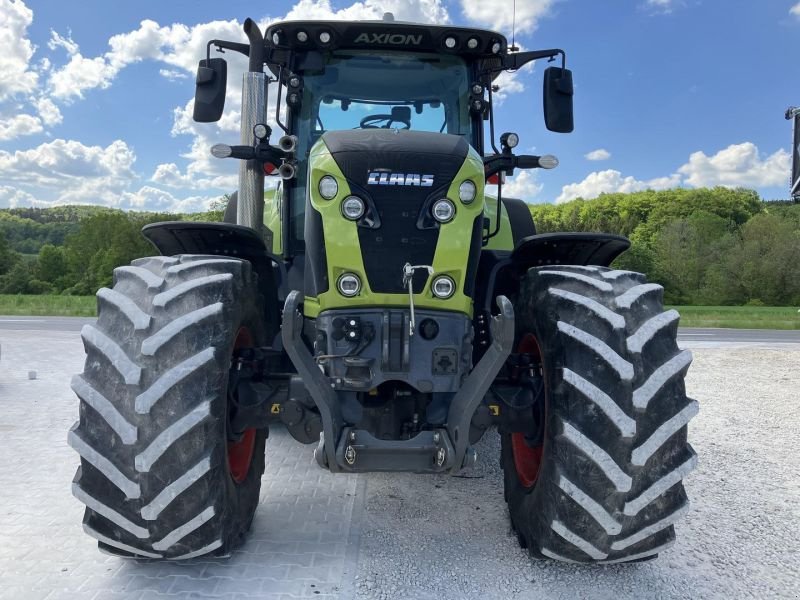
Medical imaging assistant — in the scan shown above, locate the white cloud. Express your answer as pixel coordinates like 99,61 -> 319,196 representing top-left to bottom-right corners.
34,97 -> 62,126
159,68 -> 188,81
0,96 -> 62,143
490,170 -> 543,200
47,30 -> 79,55
585,148 -> 611,161
0,185 -> 38,208
677,142 -> 790,188
460,0 -> 554,35
556,169 -> 680,203
120,185 -> 217,212
0,113 -> 43,141
644,0 -> 677,14
0,0 -> 39,102
557,142 -> 789,204
492,69 -> 526,103
46,19 -> 246,101
792,2 -> 800,17
0,138 -> 137,205
284,0 -> 449,23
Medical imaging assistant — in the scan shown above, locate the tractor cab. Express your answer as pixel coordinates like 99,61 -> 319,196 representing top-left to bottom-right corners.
188,14 -> 574,266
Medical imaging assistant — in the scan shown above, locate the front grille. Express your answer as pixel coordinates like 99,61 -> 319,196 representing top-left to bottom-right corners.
357,187 -> 438,293
323,130 -> 470,295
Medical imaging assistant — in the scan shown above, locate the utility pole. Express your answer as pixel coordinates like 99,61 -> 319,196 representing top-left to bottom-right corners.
786,106 -> 800,202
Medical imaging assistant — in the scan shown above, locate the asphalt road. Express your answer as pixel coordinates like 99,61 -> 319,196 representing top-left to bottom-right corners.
2,316 -> 799,347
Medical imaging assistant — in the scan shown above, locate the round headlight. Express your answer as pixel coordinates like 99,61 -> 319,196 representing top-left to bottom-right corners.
337,273 -> 361,297
341,196 -> 365,220
458,180 -> 477,204
253,123 -> 268,140
271,32 -> 281,46
491,41 -> 501,54
471,83 -> 483,96
319,31 -> 331,44
318,175 -> 338,200
432,199 -> 455,223
432,276 -> 455,299
444,36 -> 457,49
296,31 -> 308,42
467,37 -> 479,49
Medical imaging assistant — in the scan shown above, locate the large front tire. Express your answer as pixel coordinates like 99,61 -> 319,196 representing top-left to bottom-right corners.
501,265 -> 697,563
70,255 -> 268,559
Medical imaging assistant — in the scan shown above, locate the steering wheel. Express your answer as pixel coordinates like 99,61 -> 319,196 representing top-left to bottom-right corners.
359,114 -> 411,130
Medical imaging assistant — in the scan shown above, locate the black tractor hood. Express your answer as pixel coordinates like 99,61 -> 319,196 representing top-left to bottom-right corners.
321,129 -> 469,191
317,129 -> 472,295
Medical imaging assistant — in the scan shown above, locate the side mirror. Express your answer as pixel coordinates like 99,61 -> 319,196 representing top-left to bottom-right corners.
543,66 -> 574,133
193,58 -> 227,123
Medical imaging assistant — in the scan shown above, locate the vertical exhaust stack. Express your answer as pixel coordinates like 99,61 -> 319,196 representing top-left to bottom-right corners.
238,19 -> 267,230
787,106 -> 800,201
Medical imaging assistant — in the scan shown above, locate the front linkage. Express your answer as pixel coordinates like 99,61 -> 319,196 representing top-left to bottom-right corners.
254,291 -> 516,473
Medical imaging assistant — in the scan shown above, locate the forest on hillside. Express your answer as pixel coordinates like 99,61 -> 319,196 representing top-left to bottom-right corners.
0,187 -> 798,305
530,187 -> 800,305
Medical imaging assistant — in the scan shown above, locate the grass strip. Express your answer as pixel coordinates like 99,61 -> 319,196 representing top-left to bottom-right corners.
0,294 -> 97,317
670,305 -> 800,330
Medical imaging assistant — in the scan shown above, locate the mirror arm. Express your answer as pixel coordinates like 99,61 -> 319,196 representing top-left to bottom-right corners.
206,40 -> 250,63
500,48 -> 566,72
483,155 -> 515,179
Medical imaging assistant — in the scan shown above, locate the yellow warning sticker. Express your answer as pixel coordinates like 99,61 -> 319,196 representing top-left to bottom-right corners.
270,403 -> 281,414
489,404 -> 500,416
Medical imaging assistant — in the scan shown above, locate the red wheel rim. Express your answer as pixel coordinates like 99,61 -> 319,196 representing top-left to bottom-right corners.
510,333 -> 546,488
227,327 -> 256,484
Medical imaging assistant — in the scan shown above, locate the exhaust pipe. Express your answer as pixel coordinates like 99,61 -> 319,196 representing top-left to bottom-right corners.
278,135 -> 298,153
237,19 -> 266,230
278,162 -> 296,180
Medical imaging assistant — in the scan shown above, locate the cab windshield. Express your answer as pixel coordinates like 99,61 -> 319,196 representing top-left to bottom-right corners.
288,51 -> 472,244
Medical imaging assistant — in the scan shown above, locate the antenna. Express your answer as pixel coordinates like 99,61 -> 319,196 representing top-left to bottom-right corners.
511,0 -> 517,51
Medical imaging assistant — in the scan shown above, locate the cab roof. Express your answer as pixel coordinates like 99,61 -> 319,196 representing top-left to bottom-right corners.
264,18 -> 509,60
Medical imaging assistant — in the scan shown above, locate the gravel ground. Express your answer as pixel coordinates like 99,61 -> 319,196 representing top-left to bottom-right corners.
352,348 -> 800,600
1,327 -> 798,599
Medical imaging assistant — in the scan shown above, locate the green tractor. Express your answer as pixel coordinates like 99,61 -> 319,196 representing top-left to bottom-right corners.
70,14 -> 697,564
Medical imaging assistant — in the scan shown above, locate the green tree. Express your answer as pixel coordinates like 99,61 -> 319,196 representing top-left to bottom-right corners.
0,231 -> 18,275
63,212 -> 157,294
651,212 -> 734,304
707,214 -> 800,305
36,244 -> 69,291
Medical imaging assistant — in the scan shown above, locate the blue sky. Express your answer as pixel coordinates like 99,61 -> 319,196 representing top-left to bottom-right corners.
0,0 -> 797,212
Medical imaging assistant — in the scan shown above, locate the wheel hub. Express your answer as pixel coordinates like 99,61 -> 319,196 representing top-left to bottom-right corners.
510,333 -> 546,488
227,327 -> 257,484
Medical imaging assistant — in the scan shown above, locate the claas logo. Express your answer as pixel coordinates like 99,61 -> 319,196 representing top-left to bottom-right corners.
367,171 -> 434,187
